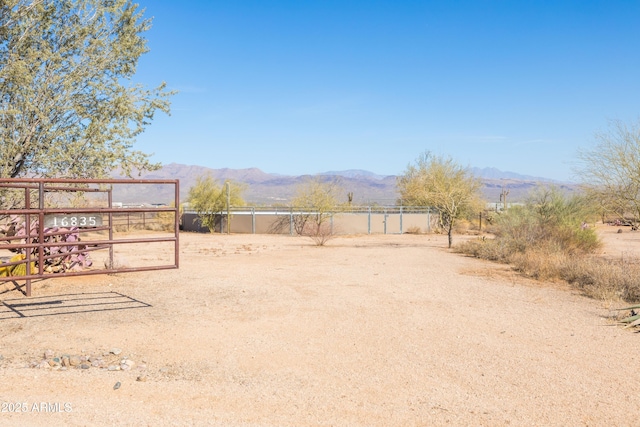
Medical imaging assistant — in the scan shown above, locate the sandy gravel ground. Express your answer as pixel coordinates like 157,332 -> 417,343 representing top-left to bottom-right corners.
1,227 -> 639,426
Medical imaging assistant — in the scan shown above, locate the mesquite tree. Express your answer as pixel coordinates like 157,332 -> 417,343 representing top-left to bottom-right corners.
397,152 -> 483,248
0,0 -> 174,179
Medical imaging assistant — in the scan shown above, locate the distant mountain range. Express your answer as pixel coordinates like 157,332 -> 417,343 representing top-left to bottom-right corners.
112,163 -> 578,206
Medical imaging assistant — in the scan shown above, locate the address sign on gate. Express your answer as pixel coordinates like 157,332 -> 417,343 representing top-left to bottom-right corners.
44,214 -> 103,228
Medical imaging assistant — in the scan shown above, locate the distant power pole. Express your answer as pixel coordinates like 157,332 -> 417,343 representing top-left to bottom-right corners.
226,181 -> 231,234
499,187 -> 510,211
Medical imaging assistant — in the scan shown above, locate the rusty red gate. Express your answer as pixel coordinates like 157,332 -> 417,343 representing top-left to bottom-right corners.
0,178 -> 179,296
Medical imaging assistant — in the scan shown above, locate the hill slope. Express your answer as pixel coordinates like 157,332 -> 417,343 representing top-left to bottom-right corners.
112,163 -> 577,206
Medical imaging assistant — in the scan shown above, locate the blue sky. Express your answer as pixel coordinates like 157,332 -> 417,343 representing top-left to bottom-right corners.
132,1 -> 640,182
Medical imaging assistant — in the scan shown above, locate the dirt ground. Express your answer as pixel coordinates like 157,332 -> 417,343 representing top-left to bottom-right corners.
1,225 -> 639,426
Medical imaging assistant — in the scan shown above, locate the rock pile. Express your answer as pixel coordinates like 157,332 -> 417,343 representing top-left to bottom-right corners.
29,348 -> 147,376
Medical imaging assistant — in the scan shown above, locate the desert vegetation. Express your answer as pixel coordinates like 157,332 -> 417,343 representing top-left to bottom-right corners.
576,119 -> 640,228
397,152 -> 484,248
268,177 -> 344,245
0,0 -> 173,180
187,175 -> 246,233
456,186 -> 640,303
455,119 -> 640,309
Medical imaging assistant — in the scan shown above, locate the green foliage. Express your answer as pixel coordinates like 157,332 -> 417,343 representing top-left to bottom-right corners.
187,175 -> 245,233
463,186 -> 599,257
452,187 -> 640,304
522,186 -> 599,253
0,0 -> 174,179
618,304 -> 640,328
290,177 -> 343,245
397,152 -> 483,247
292,177 -> 343,214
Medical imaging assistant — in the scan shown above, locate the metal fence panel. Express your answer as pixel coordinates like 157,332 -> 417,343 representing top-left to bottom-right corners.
0,178 -> 179,296
182,207 -> 438,235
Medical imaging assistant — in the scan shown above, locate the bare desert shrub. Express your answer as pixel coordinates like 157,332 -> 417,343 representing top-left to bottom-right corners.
458,235 -> 640,303
405,226 -> 422,235
455,238 -> 510,262
509,245 -> 570,281
153,210 -> 178,232
559,256 -> 640,302
301,221 -> 337,246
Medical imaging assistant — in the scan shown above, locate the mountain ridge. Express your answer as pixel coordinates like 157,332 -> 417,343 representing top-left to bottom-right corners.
113,163 -> 577,205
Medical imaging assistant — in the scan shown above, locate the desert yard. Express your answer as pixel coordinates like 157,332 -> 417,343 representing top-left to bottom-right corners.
0,227 -> 639,426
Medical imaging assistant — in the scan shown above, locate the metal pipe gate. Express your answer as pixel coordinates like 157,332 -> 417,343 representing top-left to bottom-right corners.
0,178 -> 179,296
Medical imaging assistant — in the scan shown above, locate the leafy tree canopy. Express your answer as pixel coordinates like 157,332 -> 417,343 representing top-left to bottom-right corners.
291,177 -> 344,215
0,0 -> 174,179
187,175 -> 245,233
397,152 -> 483,247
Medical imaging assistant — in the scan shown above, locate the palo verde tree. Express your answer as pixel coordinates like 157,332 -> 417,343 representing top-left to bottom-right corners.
576,118 -> 640,227
187,175 -> 245,233
397,152 -> 483,248
291,177 -> 343,245
0,0 -> 174,179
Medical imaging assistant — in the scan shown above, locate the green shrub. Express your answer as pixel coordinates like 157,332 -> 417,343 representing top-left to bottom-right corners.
454,186 -> 640,304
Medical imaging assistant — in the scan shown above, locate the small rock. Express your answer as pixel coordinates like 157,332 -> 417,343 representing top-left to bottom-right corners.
91,360 -> 101,367
122,359 -> 135,369
107,365 -> 119,371
61,356 -> 70,367
120,363 -> 131,371
37,361 -> 50,369
110,348 -> 122,356
68,356 -> 81,367
113,381 -> 121,390
80,363 -> 91,369
44,349 -> 55,359
136,375 -> 147,382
